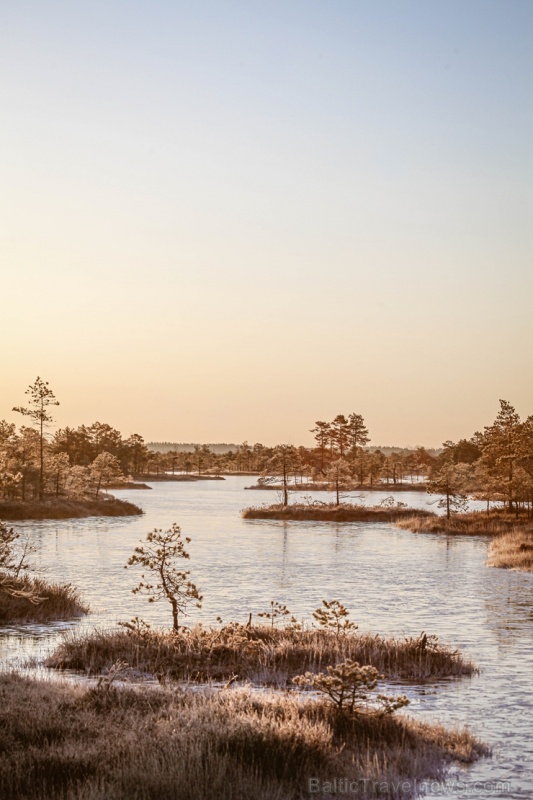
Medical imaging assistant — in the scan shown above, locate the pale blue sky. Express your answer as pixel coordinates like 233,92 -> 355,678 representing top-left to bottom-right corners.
1,1 -> 532,444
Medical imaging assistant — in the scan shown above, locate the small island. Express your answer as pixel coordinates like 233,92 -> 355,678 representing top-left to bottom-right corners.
242,502 -> 433,523
0,496 -> 142,521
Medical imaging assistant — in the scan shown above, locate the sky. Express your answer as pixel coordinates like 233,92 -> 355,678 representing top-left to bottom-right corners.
1,0 -> 532,447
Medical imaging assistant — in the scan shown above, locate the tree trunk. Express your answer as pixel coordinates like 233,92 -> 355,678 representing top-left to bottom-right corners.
171,599 -> 179,632
282,464 -> 289,506
39,416 -> 44,501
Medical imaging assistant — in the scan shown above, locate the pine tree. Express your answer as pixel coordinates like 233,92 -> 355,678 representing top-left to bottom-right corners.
13,378 -> 59,501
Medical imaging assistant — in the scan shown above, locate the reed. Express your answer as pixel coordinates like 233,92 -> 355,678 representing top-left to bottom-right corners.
47,623 -> 476,683
0,673 -> 488,800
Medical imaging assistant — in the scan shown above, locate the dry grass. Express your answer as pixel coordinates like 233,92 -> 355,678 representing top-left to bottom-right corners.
0,497 -> 143,520
46,623 -> 476,684
242,503 -> 433,522
0,673 -> 488,800
395,511 -> 533,537
0,573 -> 89,624
487,530 -> 533,572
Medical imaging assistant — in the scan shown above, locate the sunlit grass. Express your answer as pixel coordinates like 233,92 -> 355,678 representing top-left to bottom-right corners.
487,530 -> 533,572
0,673 -> 488,800
46,623 -> 476,683
242,503 -> 433,522
395,511 -> 533,536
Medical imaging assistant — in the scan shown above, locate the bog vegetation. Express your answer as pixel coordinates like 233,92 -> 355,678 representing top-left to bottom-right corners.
1,387 -> 526,799
0,673 -> 488,800
48,612 -> 476,684
1,508 -> 488,797
242,501 -> 433,522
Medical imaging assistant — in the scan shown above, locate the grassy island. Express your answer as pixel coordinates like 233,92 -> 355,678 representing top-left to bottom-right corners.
47,623 -> 476,683
0,673 -> 488,800
487,530 -> 533,572
395,511 -> 533,537
242,503 -> 433,523
0,496 -> 143,521
0,574 -> 88,624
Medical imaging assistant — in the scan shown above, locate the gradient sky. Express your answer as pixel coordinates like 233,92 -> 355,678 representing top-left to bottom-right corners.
1,1 -> 532,446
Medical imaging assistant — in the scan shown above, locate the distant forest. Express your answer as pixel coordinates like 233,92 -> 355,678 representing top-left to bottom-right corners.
147,442 -> 443,457
148,443 -> 239,454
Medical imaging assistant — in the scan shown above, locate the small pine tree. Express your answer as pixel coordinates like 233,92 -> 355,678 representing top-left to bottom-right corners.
13,377 -> 59,500
125,523 -> 202,632
258,600 -> 296,629
312,599 -> 357,637
293,659 -> 409,716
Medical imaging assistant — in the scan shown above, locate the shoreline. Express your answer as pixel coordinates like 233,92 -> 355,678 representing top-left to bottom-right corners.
132,473 -> 225,482
104,481 -> 152,490
245,482 -> 429,492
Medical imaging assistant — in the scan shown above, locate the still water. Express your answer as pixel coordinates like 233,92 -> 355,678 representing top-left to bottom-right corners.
1,477 -> 532,798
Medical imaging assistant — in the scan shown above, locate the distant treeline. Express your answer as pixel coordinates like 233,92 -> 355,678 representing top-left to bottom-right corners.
367,446 -> 442,457
148,443 -> 443,458
148,443 -> 238,454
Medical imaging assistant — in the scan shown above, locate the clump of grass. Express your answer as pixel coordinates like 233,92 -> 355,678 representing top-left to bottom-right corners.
396,511 -> 533,536
242,503 -> 433,522
0,497 -> 143,521
487,530 -> 533,572
0,573 -> 89,624
47,622 -> 476,683
0,673 -> 488,800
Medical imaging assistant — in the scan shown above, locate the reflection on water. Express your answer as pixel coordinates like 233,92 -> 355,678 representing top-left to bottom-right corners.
1,478 -> 532,798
